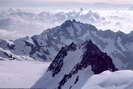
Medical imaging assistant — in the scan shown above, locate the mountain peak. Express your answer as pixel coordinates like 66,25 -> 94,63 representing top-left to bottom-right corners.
82,40 -> 102,55
33,41 -> 118,89
82,40 -> 118,74
61,19 -> 79,27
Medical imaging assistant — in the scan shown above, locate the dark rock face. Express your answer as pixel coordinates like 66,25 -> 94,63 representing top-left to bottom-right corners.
47,40 -> 118,89
82,40 -> 118,74
48,42 -> 77,77
48,46 -> 67,77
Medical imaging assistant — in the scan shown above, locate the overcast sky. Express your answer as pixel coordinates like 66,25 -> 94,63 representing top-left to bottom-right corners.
1,0 -> 133,7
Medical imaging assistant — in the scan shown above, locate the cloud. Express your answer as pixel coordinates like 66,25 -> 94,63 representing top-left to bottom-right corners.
0,29 -> 25,40
0,0 -> 133,7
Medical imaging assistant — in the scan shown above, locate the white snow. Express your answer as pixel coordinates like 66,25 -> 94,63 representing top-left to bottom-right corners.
32,45 -> 93,89
0,47 -> 34,61
91,31 -> 118,54
0,59 -> 133,89
0,60 -> 50,88
117,37 -> 126,52
66,26 -> 75,37
33,48 -> 85,88
13,38 -> 32,55
73,22 -> 82,35
125,43 -> 133,52
82,70 -> 133,89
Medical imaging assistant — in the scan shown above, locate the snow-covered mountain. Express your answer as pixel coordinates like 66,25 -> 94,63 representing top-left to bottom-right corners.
0,39 -> 35,61
32,40 -> 118,89
1,8 -> 133,40
0,20 -> 133,69
0,8 -> 103,40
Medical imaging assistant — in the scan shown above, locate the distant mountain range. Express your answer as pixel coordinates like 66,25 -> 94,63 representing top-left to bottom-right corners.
1,8 -> 133,40
0,20 -> 133,69
0,8 -> 103,40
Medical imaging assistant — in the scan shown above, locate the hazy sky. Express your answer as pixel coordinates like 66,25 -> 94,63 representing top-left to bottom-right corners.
1,0 -> 133,7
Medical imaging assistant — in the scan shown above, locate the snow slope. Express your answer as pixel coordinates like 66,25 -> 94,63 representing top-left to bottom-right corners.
0,41 -> 132,89
32,41 -> 117,89
0,60 -> 50,88
0,59 -> 132,89
82,70 -> 133,89
0,60 -> 132,89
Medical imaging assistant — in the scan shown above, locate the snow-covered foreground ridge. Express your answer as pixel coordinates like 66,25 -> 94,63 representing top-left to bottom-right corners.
0,60 -> 133,89
31,40 -> 133,89
82,70 -> 133,89
0,41 -> 132,89
32,40 -> 118,89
